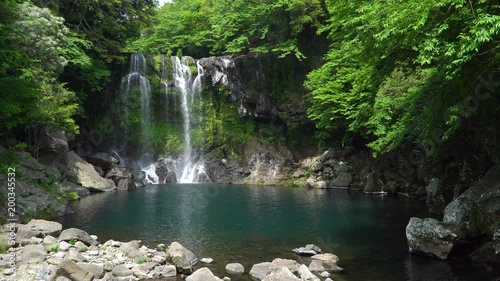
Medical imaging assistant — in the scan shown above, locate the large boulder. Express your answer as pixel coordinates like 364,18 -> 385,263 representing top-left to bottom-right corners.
119,240 -> 144,259
17,219 -> 63,242
443,197 -> 480,235
167,241 -> 198,274
297,264 -> 320,281
105,167 -> 136,191
65,152 -> 117,192
18,244 -> 46,264
249,262 -> 272,281
311,253 -> 339,264
405,217 -> 466,260
85,152 -> 118,170
308,260 -> 343,273
268,258 -> 300,273
59,228 -> 98,246
49,259 -> 94,281
426,179 -> 449,215
186,267 -> 223,281
37,126 -> 69,165
262,267 -> 300,281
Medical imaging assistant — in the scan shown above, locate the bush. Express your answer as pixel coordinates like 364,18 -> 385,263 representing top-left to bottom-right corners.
80,245 -> 88,252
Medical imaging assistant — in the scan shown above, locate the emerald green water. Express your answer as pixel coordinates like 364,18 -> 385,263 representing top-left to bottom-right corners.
58,184 -> 483,280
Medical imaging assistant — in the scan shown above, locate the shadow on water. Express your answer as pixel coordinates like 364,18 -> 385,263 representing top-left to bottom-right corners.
59,184 -> 489,281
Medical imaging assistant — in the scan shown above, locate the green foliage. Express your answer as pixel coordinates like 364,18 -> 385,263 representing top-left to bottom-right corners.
80,245 -> 88,252
48,244 -> 59,253
306,0 -> 500,154
69,239 -> 77,245
64,192 -> 79,201
130,0 -> 326,59
136,257 -> 147,264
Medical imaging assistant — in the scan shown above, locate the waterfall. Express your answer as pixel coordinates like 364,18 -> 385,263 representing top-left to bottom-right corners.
120,53 -> 152,153
169,56 -> 208,183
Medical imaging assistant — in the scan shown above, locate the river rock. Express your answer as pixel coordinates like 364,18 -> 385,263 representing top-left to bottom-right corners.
17,220 -> 63,244
105,167 -> 136,191
443,197 -> 480,235
186,267 -> 223,281
112,264 -> 133,277
65,151 -> 117,192
37,126 -> 69,165
269,258 -> 300,273
308,259 -> 343,273
426,179 -> 448,214
201,257 -> 214,264
292,244 -> 322,256
18,244 -> 46,264
225,263 -> 244,275
167,241 -> 198,274
364,171 -> 383,194
49,259 -> 94,281
405,217 -> 466,260
119,240 -> 143,259
157,264 -> 177,277
249,262 -> 272,281
297,264 -> 320,281
59,228 -> 98,246
311,253 -> 339,263
59,241 -> 72,251
262,267 -> 300,281
329,172 -> 353,188
76,262 -> 104,279
86,152 -> 118,170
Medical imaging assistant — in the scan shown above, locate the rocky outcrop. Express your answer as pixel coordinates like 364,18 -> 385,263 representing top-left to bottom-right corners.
85,152 -> 118,170
186,267 -> 223,281
405,217 -> 466,260
443,197 -> 480,235
105,167 -> 136,190
37,126 -> 70,166
59,228 -> 98,246
65,152 -> 116,192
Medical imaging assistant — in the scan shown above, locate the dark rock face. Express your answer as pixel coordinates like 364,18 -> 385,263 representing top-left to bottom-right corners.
37,126 -> 69,166
426,180 -> 449,215
65,151 -> 117,192
443,197 -> 480,235
155,160 -> 178,184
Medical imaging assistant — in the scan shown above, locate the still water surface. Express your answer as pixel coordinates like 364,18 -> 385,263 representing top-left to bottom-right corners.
58,184 -> 485,280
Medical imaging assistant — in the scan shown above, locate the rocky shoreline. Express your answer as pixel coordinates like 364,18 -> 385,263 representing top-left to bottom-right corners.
0,220 -> 342,281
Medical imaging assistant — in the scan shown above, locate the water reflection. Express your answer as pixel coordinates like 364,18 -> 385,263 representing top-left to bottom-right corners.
58,184 -> 481,281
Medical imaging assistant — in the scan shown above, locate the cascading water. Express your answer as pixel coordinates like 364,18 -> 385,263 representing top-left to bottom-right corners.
168,56 -> 208,183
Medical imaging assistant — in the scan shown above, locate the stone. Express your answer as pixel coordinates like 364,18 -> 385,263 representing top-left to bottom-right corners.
297,264 -> 320,281
443,197 -> 480,235
186,267 -> 223,281
37,126 -> 69,162
160,264 -> 177,277
112,264 -> 133,277
86,152 -> 119,170
329,172 -> 353,187
152,255 -> 166,264
364,171 -> 383,194
225,263 -> 244,275
47,257 -> 63,265
249,262 -> 272,281
19,244 -> 46,264
17,220 -> 63,242
76,262 -> 105,279
319,271 -> 330,278
201,257 -> 214,264
262,267 -> 300,281
167,241 -> 198,274
156,243 -> 166,251
469,241 -> 500,266
49,259 -> 94,281
59,228 -> 98,246
269,258 -> 300,273
65,152 -> 117,192
223,277 -> 231,281
67,248 -> 86,262
105,167 -> 136,191
292,244 -> 321,256
90,235 -> 98,241
43,235 -> 58,246
311,253 -> 339,264
308,260 -> 343,273
405,217 -> 466,260
59,241 -> 72,251
307,177 -> 327,189
119,240 -> 143,259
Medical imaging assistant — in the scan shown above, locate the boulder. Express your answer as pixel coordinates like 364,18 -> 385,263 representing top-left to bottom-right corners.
76,262 -> 104,279
329,172 -> 353,188
105,167 -> 136,191
17,219 -> 63,242
225,263 -> 244,275
297,264 -> 320,281
159,264 -> 177,277
292,244 -> 321,256
269,258 -> 300,273
85,152 -> 119,170
443,197 -> 480,235
49,259 -> 94,281
112,264 -> 133,277
37,126 -> 69,164
262,267 -> 300,281
308,260 -> 343,273
306,178 -> 327,189
18,244 -> 46,264
405,217 -> 466,260
201,257 -> 214,264
119,240 -> 143,259
364,171 -> 383,194
59,228 -> 98,246
65,152 -> 117,192
167,241 -> 198,274
249,262 -> 272,281
186,267 -> 223,281
311,253 -> 339,264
